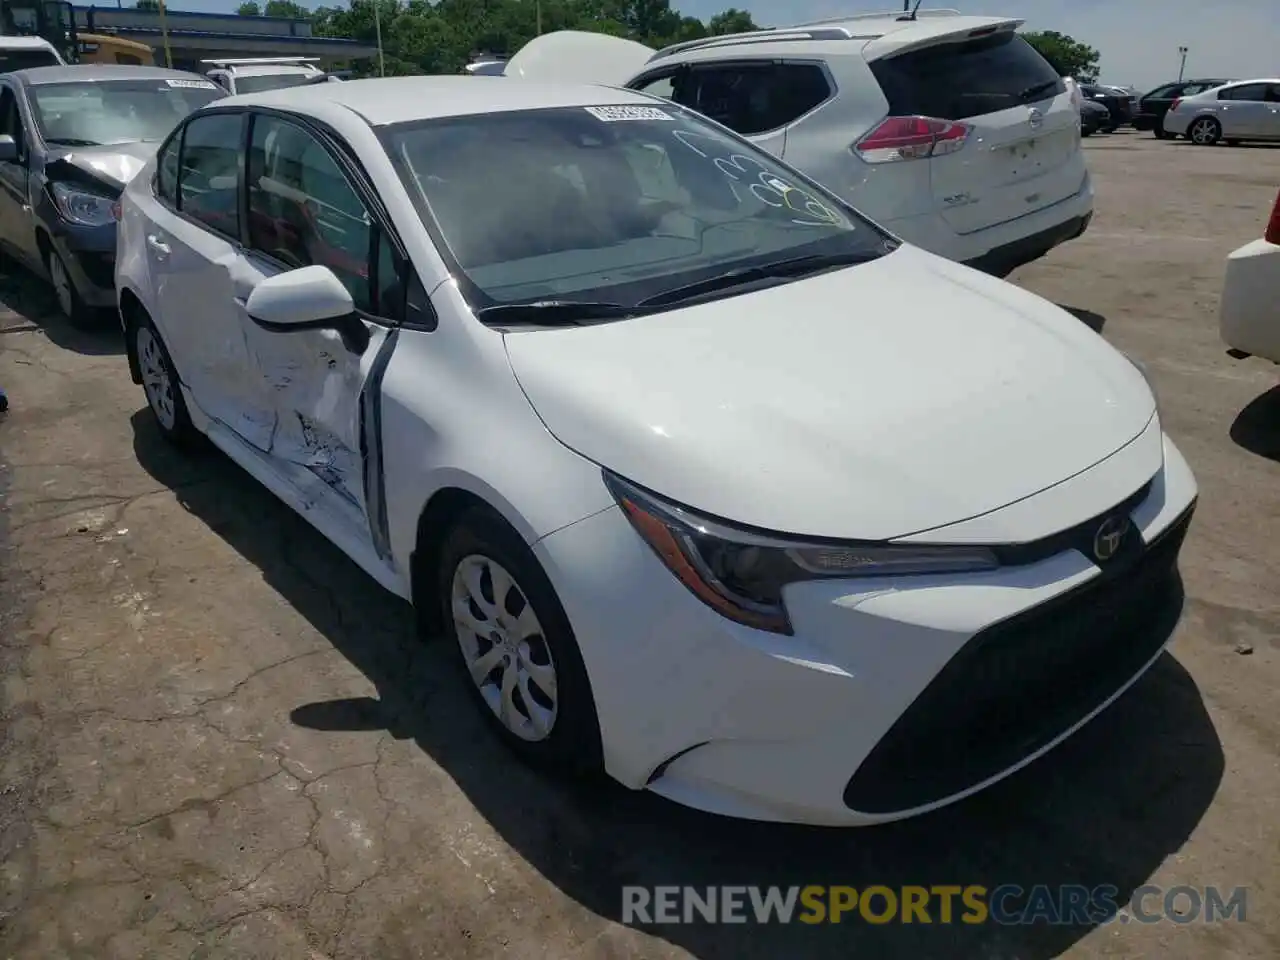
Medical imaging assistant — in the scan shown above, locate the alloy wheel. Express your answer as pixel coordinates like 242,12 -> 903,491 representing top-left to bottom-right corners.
136,326 -> 177,431
1190,118 -> 1219,145
451,554 -> 559,742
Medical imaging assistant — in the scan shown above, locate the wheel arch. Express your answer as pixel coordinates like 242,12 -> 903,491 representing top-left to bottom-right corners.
118,286 -> 148,384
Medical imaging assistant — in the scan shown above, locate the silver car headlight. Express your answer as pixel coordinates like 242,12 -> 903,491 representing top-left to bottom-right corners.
604,472 -> 999,635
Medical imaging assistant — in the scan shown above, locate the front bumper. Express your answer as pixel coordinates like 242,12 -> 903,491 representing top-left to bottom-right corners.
1220,237 -> 1280,363
535,433 -> 1197,826
48,221 -> 117,308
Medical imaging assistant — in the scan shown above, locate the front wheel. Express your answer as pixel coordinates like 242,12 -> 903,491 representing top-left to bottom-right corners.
438,508 -> 603,775
134,316 -> 198,446
47,249 -> 95,329
1189,116 -> 1222,145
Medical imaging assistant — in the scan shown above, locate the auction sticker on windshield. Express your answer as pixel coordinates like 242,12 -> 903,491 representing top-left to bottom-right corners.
585,105 -> 672,122
165,78 -> 218,89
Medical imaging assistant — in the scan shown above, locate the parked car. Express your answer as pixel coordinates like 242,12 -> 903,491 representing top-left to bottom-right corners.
1133,78 -> 1233,138
1163,79 -> 1280,145
0,65 -> 224,325
1079,84 -> 1136,130
1220,188 -> 1280,364
0,36 -> 64,72
116,76 -> 1197,826
201,57 -> 337,94
502,13 -> 1093,278
1079,98 -> 1110,136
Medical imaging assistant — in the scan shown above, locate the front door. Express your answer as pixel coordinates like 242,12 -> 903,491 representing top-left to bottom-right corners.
0,83 -> 37,266
143,110 -> 274,444
1216,83 -> 1270,138
233,112 -> 397,521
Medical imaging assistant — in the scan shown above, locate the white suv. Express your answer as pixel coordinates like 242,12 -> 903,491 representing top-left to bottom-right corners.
504,11 -> 1093,275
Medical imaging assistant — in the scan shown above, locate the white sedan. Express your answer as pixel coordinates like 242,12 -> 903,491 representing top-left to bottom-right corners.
1221,188 -> 1280,364
115,77 -> 1198,826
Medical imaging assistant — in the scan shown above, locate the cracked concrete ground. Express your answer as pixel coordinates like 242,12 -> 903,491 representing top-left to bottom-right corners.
1,133 -> 1278,959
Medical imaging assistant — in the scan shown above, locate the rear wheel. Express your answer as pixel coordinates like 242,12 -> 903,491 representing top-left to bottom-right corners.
1153,119 -> 1170,139
1189,116 -> 1221,145
135,316 -> 198,446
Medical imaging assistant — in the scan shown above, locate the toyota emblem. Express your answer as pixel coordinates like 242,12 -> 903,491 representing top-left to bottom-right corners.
1093,515 -> 1130,562
1028,108 -> 1044,128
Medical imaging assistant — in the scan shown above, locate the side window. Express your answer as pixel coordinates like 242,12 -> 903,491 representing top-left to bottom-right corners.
1148,83 -> 1179,99
247,115 -> 377,313
1266,85 -> 1280,103
178,112 -> 242,236
679,63 -> 831,136
155,130 -> 180,206
1220,84 -> 1266,102
632,73 -> 675,100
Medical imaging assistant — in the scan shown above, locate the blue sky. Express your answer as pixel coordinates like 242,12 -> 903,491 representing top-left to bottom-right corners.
173,0 -> 1280,92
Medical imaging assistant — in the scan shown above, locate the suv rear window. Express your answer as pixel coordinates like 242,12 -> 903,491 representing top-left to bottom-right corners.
870,32 -> 1064,121
0,49 -> 61,73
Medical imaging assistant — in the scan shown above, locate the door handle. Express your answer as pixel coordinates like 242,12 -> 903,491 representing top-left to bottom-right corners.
146,234 -> 170,257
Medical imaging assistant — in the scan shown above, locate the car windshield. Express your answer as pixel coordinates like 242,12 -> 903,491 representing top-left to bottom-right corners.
29,78 -> 223,146
234,73 -> 319,94
383,104 -> 891,313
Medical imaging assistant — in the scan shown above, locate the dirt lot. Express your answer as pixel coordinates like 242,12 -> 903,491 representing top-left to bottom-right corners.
1,131 -> 1278,959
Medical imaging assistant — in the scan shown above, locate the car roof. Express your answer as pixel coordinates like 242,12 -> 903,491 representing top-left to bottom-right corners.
649,14 -> 1021,65
13,64 -> 216,85
219,75 -> 660,126
224,64 -> 323,77
0,37 -> 59,50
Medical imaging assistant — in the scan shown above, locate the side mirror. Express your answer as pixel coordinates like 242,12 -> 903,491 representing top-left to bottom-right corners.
0,135 -> 18,164
245,265 -> 370,354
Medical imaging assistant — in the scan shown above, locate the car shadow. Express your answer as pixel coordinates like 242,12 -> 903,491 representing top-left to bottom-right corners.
0,256 -> 123,357
130,410 -> 1224,959
1230,385 -> 1280,462
1059,305 -> 1107,333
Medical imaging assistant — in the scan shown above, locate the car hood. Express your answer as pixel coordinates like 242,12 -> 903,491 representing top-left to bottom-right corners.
502,30 -> 655,84
503,246 -> 1157,541
45,141 -> 157,194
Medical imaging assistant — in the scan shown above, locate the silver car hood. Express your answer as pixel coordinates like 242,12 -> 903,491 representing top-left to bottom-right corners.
46,141 -> 157,194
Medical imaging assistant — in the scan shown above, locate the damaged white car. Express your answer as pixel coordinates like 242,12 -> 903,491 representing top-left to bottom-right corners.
117,77 -> 1197,826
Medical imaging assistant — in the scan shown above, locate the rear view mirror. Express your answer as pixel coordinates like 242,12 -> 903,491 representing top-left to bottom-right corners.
0,135 -> 18,164
245,265 -> 370,353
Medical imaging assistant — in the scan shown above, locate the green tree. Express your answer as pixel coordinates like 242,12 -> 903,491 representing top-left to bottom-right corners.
264,0 -> 310,17
1022,30 -> 1100,83
236,1 -> 261,14
707,8 -> 755,35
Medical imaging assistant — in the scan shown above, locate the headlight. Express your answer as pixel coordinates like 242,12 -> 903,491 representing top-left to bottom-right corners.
604,472 -> 999,635
50,182 -> 118,227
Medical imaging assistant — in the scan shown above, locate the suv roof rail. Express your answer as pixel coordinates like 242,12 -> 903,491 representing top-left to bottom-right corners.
789,8 -> 961,26
199,57 -> 321,69
648,26 -> 856,62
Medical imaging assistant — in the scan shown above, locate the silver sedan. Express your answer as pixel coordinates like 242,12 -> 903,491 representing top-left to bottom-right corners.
1162,78 -> 1280,145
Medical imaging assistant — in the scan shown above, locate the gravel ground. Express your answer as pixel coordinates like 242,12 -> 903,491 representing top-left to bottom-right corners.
1,130 -> 1277,959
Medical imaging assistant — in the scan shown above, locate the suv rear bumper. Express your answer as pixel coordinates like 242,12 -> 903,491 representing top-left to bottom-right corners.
964,211 -> 1092,277
881,173 -> 1093,276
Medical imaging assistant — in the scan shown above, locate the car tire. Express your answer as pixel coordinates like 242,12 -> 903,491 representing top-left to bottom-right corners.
1153,121 -> 1170,139
1189,116 -> 1222,145
1103,125 -> 1118,133
1225,139 -> 1241,147
46,248 -> 96,330
133,314 -> 198,446
437,506 -> 603,776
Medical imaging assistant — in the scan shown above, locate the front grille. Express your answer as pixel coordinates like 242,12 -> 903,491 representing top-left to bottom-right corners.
843,504 -> 1194,814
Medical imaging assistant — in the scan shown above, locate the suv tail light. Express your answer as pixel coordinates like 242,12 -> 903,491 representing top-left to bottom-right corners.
1265,189 -> 1280,245
1170,98 -> 1182,112
854,116 -> 971,163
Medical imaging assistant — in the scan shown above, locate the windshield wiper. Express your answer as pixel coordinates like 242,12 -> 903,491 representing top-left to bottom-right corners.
636,250 -> 881,309
1019,79 -> 1061,102
44,137 -> 101,147
475,299 -> 640,326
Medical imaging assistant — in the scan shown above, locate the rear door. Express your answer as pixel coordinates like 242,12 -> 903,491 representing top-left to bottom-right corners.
869,25 -> 1084,236
1263,84 -> 1280,139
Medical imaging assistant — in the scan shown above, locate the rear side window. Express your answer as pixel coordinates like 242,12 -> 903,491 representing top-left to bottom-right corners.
178,112 -> 242,237
665,63 -> 832,136
870,32 -> 1065,121
1219,83 -> 1266,101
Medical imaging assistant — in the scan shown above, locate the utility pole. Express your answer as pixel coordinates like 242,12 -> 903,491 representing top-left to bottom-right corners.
157,0 -> 172,69
373,0 -> 384,77
536,0 -> 542,35
1177,46 -> 1188,82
